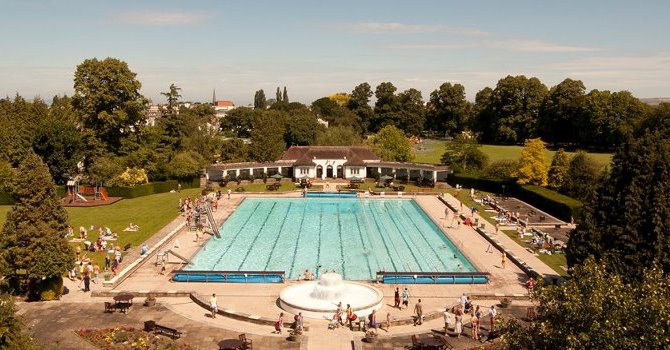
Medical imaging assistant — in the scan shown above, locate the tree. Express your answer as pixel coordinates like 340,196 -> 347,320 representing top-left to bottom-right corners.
368,125 -> 413,162
0,295 -> 38,349
312,97 -> 362,133
440,135 -> 489,173
0,96 -> 49,165
328,92 -> 349,106
488,75 -> 548,144
547,149 -> 569,190
72,57 -> 147,152
538,78 -> 586,145
315,126 -> 363,146
159,83 -> 183,147
0,160 -> 14,193
481,159 -> 517,180
578,90 -> 648,149
283,86 -> 289,104
567,108 -> 670,278
0,152 -> 73,295
471,87 -> 495,140
276,87 -> 282,103
87,155 -> 123,185
348,82 -> 374,132
284,113 -> 320,146
167,151 -> 204,181
220,139 -> 249,162
501,258 -> 670,350
253,89 -> 266,109
249,114 -> 285,161
396,88 -> 426,136
32,116 -> 84,184
161,83 -> 182,110
561,151 -> 601,201
516,138 -> 548,186
427,82 -> 470,136
372,82 -> 400,132
221,107 -> 258,138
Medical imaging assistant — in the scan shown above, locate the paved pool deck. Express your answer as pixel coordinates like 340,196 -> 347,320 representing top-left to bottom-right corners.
21,190 -> 549,349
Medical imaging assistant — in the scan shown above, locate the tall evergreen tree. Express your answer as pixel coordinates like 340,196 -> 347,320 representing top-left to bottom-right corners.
0,152 -> 73,294
254,89 -> 267,109
276,87 -> 282,103
283,86 -> 289,104
567,114 -> 670,279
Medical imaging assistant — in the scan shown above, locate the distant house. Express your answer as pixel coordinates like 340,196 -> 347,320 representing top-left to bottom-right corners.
145,104 -> 161,126
214,100 -> 236,118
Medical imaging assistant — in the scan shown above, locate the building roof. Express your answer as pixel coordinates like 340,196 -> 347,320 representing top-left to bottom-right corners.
281,146 -> 380,162
343,153 -> 367,166
293,153 -> 317,166
214,100 -> 235,107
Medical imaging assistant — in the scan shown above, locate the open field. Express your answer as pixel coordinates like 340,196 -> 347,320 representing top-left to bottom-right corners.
414,139 -> 613,167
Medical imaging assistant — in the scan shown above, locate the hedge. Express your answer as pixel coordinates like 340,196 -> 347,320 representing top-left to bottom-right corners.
447,173 -> 582,222
0,178 -> 201,203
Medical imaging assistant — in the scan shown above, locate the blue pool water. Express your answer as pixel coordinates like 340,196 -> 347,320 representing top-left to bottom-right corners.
186,198 -> 477,280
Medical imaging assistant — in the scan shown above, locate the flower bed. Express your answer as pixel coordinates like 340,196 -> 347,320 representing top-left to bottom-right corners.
76,327 -> 196,350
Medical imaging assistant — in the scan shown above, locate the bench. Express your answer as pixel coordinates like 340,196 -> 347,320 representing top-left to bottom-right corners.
104,302 -> 116,313
144,321 -> 182,339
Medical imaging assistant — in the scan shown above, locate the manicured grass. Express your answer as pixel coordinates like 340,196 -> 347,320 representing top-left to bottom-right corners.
413,139 -> 613,167
444,189 -> 499,226
502,230 -> 568,276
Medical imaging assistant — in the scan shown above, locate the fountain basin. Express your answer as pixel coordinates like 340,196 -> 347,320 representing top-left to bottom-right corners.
279,273 -> 383,319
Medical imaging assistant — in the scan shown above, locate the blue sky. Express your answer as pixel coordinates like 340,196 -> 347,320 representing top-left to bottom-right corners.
1,0 -> 668,105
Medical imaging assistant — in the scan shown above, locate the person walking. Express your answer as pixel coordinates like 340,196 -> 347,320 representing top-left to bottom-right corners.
393,287 -> 401,309
401,287 -> 410,309
82,269 -> 91,292
209,294 -> 218,318
414,298 -> 424,325
488,305 -> 497,331
227,189 -> 231,200
501,251 -> 506,269
443,307 -> 452,333
275,312 -> 284,334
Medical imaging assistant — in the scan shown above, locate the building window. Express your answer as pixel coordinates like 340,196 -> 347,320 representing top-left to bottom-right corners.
300,168 -> 309,175
351,168 -> 360,175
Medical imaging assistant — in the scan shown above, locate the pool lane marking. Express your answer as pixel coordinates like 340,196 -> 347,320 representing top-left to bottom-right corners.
390,201 -> 449,271
381,201 -> 424,272
235,202 -> 279,270
315,205 -> 323,276
366,200 -> 400,272
352,205 -> 375,279
358,201 -> 391,272
287,201 -> 308,278
209,201 -> 262,269
336,202 -> 346,277
261,202 -> 293,271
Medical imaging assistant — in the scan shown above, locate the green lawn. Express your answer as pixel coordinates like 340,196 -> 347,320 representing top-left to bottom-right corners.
1,188 -> 201,269
502,230 -> 568,276
414,139 -> 613,167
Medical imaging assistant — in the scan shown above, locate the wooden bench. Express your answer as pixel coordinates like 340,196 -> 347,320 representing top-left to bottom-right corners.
144,320 -> 182,339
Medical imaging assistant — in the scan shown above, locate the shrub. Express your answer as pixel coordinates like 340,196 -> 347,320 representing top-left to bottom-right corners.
110,167 -> 149,187
513,185 -> 582,222
37,275 -> 64,301
106,180 -> 179,199
40,290 -> 56,301
482,159 -> 518,180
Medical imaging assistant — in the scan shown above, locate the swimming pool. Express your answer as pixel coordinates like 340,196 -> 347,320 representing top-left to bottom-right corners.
186,198 -> 477,280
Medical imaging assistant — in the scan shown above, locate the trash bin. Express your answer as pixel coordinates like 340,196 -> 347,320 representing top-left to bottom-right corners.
144,320 -> 156,332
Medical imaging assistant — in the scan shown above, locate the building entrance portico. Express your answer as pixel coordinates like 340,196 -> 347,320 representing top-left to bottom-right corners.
326,165 -> 333,178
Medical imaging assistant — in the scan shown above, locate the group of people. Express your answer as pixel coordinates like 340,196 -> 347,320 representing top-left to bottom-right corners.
442,293 -> 498,339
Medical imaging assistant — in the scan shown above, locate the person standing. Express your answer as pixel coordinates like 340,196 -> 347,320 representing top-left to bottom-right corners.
454,306 -> 463,338
227,189 -> 231,200
82,269 -> 90,292
368,309 -> 378,333
443,307 -> 452,333
210,294 -> 218,318
393,287 -> 401,309
346,304 -> 355,329
295,312 -> 304,331
488,305 -> 497,331
401,287 -> 410,309
501,251 -> 507,269
414,299 -> 423,325
526,277 -> 535,295
470,311 -> 479,340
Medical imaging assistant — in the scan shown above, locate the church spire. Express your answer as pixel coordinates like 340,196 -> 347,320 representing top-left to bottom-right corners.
212,88 -> 216,104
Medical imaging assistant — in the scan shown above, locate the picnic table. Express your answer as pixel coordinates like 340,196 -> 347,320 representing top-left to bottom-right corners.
113,293 -> 134,313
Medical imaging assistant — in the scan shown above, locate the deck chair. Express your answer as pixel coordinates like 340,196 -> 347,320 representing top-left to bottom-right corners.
238,333 -> 252,349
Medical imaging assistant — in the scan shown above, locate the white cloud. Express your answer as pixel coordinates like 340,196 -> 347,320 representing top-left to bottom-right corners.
377,39 -> 600,53
113,11 -> 208,26
347,22 -> 489,36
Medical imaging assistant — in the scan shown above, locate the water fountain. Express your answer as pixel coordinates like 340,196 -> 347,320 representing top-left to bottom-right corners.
279,272 -> 383,319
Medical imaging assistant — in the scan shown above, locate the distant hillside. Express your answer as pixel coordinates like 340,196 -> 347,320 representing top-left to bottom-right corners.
641,98 -> 670,106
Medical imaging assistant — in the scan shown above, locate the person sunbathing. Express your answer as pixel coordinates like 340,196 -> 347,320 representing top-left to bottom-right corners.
123,223 -> 140,232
